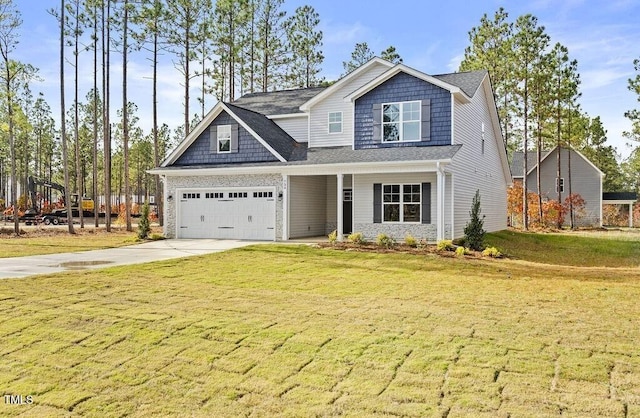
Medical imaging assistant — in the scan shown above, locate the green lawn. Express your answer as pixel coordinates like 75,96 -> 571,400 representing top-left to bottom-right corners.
0,227 -> 143,258
486,229 -> 640,267
1,244 -> 639,417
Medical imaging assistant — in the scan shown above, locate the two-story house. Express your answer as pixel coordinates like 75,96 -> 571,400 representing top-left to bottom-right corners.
151,58 -> 511,242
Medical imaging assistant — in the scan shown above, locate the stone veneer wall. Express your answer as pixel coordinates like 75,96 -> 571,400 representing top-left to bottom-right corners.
353,223 -> 437,243
164,173 -> 283,239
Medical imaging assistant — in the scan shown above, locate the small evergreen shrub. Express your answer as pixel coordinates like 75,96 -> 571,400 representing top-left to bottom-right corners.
376,233 -> 395,249
404,233 -> 418,248
464,190 -> 486,251
328,230 -> 338,244
481,246 -> 502,258
436,240 -> 455,252
137,202 -> 151,240
347,232 -> 366,244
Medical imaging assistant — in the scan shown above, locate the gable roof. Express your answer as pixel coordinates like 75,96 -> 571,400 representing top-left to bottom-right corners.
432,70 -> 487,98
224,103 -> 306,161
511,147 -> 604,178
299,57 -> 395,111
344,64 -> 478,104
232,87 -> 325,116
511,150 -> 550,178
161,101 -> 303,166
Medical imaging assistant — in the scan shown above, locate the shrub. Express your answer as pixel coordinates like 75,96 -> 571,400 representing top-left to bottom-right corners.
347,232 -> 366,244
404,233 -> 418,248
376,233 -> 395,249
149,233 -> 165,241
137,202 -> 151,240
482,246 -> 502,258
455,246 -> 466,257
328,230 -> 338,244
436,240 -> 455,252
464,190 -> 486,251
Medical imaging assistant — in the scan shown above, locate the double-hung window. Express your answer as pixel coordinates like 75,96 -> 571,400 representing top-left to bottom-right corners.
383,184 -> 421,222
217,125 -> 231,153
328,111 -> 342,134
383,101 -> 420,142
556,177 -> 565,193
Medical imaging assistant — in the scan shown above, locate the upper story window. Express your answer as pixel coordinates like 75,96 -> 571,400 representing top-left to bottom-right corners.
383,101 -> 421,142
217,125 -> 231,153
328,111 -> 342,134
556,177 -> 565,193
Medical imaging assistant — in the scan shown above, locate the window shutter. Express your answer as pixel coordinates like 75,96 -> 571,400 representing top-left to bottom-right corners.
421,100 -> 431,142
230,124 -> 239,153
421,182 -> 431,224
373,183 -> 382,223
209,126 -> 218,153
372,103 -> 382,143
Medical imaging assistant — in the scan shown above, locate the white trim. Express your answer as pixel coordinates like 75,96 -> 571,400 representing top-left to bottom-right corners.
151,159 -> 453,177
381,183 -> 422,224
282,174 -> 289,240
299,57 -> 394,112
267,113 -> 307,120
344,64 -> 471,104
337,174 -> 344,240
328,111 -> 343,134
450,172 -> 455,240
526,146 -> 605,177
217,124 -> 232,154
381,101 -> 421,143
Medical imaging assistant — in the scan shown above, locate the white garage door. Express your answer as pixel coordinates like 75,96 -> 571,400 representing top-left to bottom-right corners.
177,188 -> 276,240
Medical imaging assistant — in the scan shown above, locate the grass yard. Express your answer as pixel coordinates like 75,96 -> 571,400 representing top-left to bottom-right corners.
1,244 -> 639,417
0,227 -> 149,258
486,229 -> 640,267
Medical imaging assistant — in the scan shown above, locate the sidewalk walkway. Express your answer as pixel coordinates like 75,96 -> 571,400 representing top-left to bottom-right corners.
0,239 -> 260,280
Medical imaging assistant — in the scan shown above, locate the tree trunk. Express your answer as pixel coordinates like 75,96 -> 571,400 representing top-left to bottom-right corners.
522,80 -> 529,231
74,0 -> 84,228
103,0 -> 112,231
60,0 -> 75,234
152,18 -> 162,226
93,2 -> 99,228
123,0 -> 132,232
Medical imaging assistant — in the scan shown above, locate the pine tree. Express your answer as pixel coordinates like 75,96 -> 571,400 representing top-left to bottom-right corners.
284,5 -> 323,88
464,190 -> 486,251
342,42 -> 373,76
380,46 -> 402,64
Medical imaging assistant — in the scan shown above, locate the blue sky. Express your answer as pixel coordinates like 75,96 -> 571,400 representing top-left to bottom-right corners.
11,0 -> 640,159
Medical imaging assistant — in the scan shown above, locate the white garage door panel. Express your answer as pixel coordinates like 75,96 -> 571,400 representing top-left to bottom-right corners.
178,188 -> 275,240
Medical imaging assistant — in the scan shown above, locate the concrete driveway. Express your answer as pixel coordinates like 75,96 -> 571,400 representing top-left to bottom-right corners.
0,239 -> 261,280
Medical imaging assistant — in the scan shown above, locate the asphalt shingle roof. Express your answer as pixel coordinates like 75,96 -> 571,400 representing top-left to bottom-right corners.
231,87 -> 326,115
433,70 -> 487,97
160,145 -> 461,170
224,103 -> 305,161
510,150 -> 550,177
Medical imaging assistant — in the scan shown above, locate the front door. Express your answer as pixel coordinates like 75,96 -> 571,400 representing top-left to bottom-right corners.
343,189 -> 352,235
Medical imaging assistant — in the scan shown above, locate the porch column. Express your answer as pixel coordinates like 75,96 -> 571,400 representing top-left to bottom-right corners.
337,174 -> 344,241
436,163 -> 444,241
161,175 -> 168,237
282,174 -> 289,240
630,203 -> 634,228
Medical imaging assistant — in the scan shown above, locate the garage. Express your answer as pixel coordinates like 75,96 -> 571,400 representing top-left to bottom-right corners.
177,188 -> 276,240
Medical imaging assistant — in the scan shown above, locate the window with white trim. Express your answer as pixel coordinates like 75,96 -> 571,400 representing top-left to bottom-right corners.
383,184 -> 421,222
217,125 -> 231,153
328,111 -> 342,134
383,101 -> 420,142
556,177 -> 565,193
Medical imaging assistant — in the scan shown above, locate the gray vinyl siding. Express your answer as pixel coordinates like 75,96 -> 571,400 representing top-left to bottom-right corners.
450,80 -> 508,238
526,148 -> 602,226
289,176 -> 327,238
353,172 -> 438,242
173,111 -> 278,165
354,72 -> 451,149
308,62 -> 390,148
274,116 -> 308,143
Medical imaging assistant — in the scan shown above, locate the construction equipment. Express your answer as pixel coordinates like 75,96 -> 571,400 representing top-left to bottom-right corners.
24,176 -> 95,224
